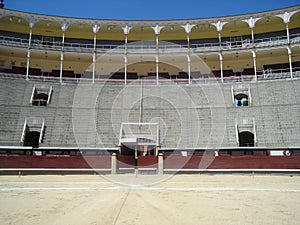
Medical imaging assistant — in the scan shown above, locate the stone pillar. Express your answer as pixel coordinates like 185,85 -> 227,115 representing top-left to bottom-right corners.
111,153 -> 117,175
158,152 -> 164,175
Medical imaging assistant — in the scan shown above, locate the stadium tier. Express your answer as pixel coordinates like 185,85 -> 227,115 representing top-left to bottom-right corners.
0,6 -> 300,173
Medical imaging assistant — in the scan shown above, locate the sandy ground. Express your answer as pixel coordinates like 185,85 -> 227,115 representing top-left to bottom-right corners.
0,174 -> 300,225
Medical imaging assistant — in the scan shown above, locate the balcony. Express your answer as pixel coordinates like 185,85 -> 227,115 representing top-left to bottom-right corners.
0,33 -> 299,54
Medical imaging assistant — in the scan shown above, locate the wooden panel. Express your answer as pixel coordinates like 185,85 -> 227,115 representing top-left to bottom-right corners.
0,155 -> 111,169
164,155 -> 300,169
138,156 -> 158,168
117,155 -> 135,168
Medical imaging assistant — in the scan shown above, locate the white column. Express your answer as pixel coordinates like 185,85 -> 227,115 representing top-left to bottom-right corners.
153,25 -> 163,84
286,22 -> 290,44
124,55 -> 127,84
213,21 -> 223,50
59,25 -> 66,83
183,24 -> 192,84
215,22 -> 223,82
187,54 -> 191,84
92,53 -> 96,83
26,22 -> 34,80
282,12 -> 291,45
122,25 -> 131,84
287,47 -> 293,79
251,28 -> 255,47
26,51 -> 31,80
125,34 -> 128,84
125,33 -> 128,53
247,17 -> 256,47
219,53 -> 223,83
59,52 -> 64,83
187,31 -> 190,51
156,33 -> 159,53
187,33 -> 191,84
218,31 -> 222,50
155,33 -> 159,84
252,50 -> 257,81
92,28 -> 97,83
156,55 -> 159,85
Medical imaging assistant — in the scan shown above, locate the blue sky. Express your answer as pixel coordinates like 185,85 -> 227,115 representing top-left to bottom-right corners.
4,0 -> 300,20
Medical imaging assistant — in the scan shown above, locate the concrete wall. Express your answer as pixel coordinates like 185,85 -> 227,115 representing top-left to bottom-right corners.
0,77 -> 299,148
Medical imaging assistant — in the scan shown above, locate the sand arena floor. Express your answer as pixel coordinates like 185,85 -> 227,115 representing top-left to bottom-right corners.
0,174 -> 300,225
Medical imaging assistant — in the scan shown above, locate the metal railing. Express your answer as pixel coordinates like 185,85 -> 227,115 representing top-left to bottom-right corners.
0,68 -> 299,85
1,33 -> 299,53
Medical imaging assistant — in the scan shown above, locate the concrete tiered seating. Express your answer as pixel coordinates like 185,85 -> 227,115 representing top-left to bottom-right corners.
0,77 -> 299,149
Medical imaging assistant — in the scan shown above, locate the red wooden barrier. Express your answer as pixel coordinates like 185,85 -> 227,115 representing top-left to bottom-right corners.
0,155 -> 111,169
164,155 -> 300,169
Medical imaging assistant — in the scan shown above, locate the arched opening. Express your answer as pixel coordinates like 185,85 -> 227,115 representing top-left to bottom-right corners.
239,131 -> 254,147
24,131 -> 40,148
234,93 -> 248,106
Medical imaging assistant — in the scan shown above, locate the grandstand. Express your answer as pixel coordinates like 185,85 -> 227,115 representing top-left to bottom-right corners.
0,5 -> 300,173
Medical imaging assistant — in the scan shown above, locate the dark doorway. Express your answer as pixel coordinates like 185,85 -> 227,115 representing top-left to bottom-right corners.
239,131 -> 254,147
24,131 -> 40,148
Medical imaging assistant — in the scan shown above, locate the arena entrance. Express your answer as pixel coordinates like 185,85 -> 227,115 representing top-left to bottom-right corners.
118,123 -> 159,173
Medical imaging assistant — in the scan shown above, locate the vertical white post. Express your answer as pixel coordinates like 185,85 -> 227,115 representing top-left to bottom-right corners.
125,34 -> 128,84
282,12 -> 291,45
248,17 -> 256,47
122,25 -> 131,84
251,28 -> 255,47
26,23 -> 34,80
92,28 -> 97,83
60,25 -> 66,83
59,52 -> 63,83
218,31 -> 222,50
153,25 -> 162,85
92,53 -> 96,83
156,56 -> 159,85
156,34 -> 159,85
252,50 -> 257,81
26,50 -> 31,80
219,54 -> 223,83
125,33 -> 128,53
288,47 -> 293,79
124,56 -> 127,84
156,33 -> 159,53
187,54 -> 191,84
286,23 -> 290,44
